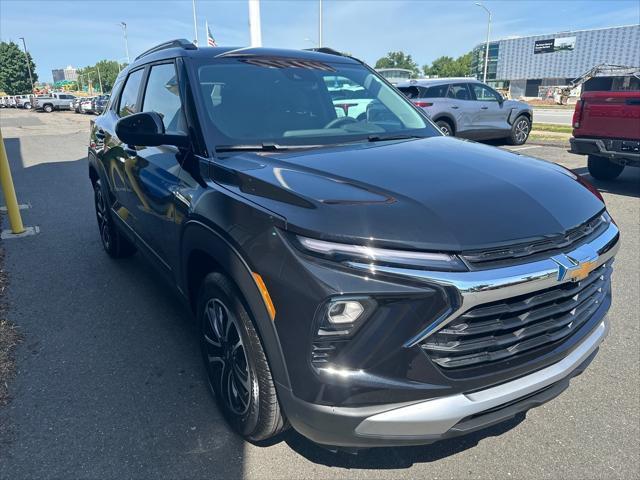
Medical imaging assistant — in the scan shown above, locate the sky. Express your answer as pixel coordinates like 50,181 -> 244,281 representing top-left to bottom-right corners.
1,0 -> 639,82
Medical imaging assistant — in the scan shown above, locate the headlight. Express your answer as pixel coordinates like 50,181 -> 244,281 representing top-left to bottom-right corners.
296,235 -> 467,271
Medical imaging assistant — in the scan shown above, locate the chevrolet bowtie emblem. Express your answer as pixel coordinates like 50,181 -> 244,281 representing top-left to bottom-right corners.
551,244 -> 599,282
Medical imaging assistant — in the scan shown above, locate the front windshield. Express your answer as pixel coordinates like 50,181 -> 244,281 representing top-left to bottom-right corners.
195,57 -> 439,147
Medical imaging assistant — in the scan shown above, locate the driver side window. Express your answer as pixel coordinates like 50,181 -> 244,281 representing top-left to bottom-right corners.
471,83 -> 501,102
142,63 -> 187,134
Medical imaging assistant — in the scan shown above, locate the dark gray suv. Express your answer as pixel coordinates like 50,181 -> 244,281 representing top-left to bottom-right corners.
398,78 -> 533,144
88,41 -> 617,449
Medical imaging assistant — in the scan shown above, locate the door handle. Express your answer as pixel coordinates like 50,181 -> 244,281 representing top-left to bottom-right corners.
169,186 -> 191,207
451,106 -> 459,109
480,106 -> 489,110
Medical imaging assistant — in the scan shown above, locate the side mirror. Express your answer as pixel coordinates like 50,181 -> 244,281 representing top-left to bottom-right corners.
115,111 -> 189,148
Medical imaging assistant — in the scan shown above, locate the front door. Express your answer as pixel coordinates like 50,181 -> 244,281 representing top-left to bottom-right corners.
125,62 -> 190,272
468,83 -> 509,133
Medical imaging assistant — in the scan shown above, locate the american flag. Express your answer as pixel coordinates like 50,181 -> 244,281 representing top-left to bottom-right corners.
206,21 -> 217,47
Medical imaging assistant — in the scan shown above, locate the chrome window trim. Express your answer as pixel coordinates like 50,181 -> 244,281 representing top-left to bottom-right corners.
347,221 -> 620,347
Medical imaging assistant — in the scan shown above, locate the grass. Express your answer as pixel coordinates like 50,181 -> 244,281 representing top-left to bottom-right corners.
528,132 -> 570,145
532,123 -> 573,134
0,242 -> 21,407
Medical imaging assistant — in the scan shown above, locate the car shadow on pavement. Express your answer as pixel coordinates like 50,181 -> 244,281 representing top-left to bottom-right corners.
0,137 -> 248,478
281,414 -> 525,468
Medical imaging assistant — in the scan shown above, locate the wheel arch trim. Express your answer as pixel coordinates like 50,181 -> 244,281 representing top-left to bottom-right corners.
180,220 -> 292,390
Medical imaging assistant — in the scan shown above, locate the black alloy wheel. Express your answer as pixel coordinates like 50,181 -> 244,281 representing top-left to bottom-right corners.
198,273 -> 287,441
93,179 -> 136,258
202,298 -> 252,416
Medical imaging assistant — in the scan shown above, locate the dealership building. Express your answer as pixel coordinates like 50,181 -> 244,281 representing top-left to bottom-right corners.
471,24 -> 640,98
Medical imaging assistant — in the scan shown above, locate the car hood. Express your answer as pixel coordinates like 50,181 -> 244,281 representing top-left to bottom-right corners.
212,137 -> 604,252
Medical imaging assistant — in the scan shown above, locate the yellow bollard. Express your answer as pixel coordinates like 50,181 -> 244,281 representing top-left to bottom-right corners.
0,128 -> 26,234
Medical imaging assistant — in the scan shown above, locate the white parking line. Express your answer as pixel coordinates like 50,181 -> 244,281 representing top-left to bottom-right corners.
506,146 -> 541,152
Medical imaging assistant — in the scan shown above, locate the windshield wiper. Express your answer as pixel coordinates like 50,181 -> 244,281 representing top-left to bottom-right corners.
367,134 -> 425,142
215,142 -> 326,153
215,143 -> 288,152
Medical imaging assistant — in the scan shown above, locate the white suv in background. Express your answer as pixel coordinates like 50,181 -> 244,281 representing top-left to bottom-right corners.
397,78 -> 533,145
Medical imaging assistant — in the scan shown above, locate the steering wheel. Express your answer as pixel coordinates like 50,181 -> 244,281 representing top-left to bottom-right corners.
324,116 -> 358,129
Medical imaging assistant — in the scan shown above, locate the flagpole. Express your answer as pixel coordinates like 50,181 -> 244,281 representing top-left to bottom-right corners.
192,0 -> 198,45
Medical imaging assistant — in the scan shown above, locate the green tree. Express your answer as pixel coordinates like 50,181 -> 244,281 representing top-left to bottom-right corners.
78,59 -> 125,93
375,51 -> 420,77
423,52 -> 472,78
0,41 -> 38,94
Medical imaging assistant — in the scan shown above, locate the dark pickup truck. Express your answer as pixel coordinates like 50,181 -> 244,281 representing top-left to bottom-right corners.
570,86 -> 640,180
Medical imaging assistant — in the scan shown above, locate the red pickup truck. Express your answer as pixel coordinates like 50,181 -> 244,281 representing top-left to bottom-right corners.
570,87 -> 640,180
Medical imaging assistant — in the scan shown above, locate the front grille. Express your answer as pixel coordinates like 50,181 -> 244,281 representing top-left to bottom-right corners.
421,262 -> 612,369
462,213 -> 608,268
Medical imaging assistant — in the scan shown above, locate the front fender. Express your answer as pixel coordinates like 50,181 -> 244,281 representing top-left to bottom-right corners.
180,220 -> 292,391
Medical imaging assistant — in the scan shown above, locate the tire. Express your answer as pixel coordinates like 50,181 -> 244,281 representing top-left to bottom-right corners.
198,273 -> 287,442
43,104 -> 53,113
93,179 -> 136,258
587,155 -> 624,180
436,119 -> 454,136
24,102 -> 31,110
508,115 -> 531,145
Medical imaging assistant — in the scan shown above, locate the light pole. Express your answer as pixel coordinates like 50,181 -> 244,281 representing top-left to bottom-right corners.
95,66 -> 103,94
18,37 -> 35,93
192,0 -> 199,45
475,2 -> 492,83
120,22 -> 130,64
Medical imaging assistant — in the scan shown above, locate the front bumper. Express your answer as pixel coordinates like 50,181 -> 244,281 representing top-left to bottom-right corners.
281,317 -> 608,447
273,219 -> 619,447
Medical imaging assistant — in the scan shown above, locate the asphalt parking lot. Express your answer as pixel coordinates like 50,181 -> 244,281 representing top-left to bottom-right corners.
0,108 -> 638,479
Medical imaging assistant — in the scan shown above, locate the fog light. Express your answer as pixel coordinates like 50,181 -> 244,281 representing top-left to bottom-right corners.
327,300 -> 364,325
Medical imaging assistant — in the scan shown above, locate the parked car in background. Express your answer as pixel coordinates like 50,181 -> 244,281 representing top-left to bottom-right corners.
0,96 -> 7,107
89,41 -> 618,449
71,97 -> 84,113
93,94 -> 110,114
80,97 -> 96,114
15,94 -> 34,109
570,74 -> 640,180
8,96 -> 17,108
33,92 -> 76,112
397,78 -> 533,145
325,77 -> 373,120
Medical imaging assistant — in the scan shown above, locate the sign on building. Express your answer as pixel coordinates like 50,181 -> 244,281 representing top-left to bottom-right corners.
534,36 -> 576,54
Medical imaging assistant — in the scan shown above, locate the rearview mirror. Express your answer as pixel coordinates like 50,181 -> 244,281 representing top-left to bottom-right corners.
115,111 -> 189,148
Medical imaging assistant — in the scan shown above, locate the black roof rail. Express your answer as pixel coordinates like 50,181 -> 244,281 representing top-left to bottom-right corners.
304,47 -> 362,63
135,39 -> 197,61
304,47 -> 346,57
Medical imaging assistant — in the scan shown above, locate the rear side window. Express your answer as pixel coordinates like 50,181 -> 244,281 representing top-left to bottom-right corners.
142,63 -> 187,134
420,85 -> 448,98
118,69 -> 144,117
447,83 -> 471,100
